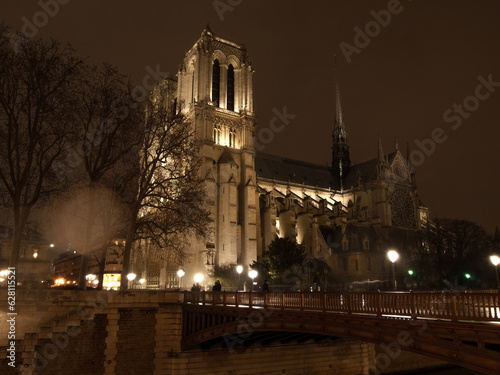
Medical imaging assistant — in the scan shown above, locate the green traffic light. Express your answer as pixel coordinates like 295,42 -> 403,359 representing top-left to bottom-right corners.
465,273 -> 471,279
407,270 -> 414,276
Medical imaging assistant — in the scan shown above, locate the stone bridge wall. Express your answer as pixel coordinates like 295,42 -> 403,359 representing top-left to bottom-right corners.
0,290 -> 446,375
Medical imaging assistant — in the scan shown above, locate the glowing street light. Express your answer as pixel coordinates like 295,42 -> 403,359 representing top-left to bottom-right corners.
248,269 -> 258,292
236,265 -> 243,291
387,250 -> 399,291
177,269 -> 185,288
127,273 -> 136,281
194,273 -> 204,284
490,255 -> 500,289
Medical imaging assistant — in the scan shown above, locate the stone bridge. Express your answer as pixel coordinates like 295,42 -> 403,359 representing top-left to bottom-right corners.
0,289 -> 498,374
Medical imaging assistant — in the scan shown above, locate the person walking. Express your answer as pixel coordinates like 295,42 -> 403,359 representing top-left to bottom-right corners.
212,280 -> 222,291
262,280 -> 270,292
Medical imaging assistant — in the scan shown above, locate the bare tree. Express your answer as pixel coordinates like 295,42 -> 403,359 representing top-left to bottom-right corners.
69,62 -> 143,289
0,26 -> 83,269
119,98 -> 211,290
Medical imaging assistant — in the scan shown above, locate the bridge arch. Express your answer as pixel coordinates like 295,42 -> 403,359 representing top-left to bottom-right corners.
182,291 -> 500,375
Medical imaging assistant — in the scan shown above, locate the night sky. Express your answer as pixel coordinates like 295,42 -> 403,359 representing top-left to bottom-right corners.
2,0 -> 499,233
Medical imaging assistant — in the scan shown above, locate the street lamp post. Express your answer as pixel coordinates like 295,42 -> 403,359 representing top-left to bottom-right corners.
490,255 -> 500,289
236,265 -> 243,291
248,270 -> 258,292
127,273 -> 136,289
194,273 -> 204,289
177,269 -> 185,289
387,250 -> 399,291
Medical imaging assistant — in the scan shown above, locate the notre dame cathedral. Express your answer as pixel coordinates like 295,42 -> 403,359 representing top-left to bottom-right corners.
151,26 -> 429,290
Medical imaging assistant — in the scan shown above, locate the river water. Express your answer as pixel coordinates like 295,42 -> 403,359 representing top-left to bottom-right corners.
402,366 -> 483,374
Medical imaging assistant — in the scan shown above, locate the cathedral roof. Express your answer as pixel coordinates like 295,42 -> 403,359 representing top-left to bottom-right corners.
255,152 -> 341,189
255,151 -> 399,190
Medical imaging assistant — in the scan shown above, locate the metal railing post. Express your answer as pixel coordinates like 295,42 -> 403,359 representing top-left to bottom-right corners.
451,293 -> 457,321
376,291 -> 381,317
410,290 -> 416,319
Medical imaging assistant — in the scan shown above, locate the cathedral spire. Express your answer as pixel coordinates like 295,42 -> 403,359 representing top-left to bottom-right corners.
378,135 -> 385,162
334,55 -> 343,128
332,55 -> 350,181
202,23 -> 213,36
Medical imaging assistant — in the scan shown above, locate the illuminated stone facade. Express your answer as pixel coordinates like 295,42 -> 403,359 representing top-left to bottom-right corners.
154,27 -> 429,289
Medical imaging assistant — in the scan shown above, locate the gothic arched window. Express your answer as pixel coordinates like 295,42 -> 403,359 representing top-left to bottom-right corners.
213,125 -> 221,144
227,64 -> 234,111
212,59 -> 220,107
229,128 -> 236,147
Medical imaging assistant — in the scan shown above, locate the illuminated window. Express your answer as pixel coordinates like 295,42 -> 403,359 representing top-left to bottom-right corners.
206,250 -> 214,265
342,237 -> 349,251
33,249 -> 38,259
363,238 -> 369,250
213,125 -> 221,144
227,64 -> 234,111
212,59 -> 220,107
229,128 -> 235,147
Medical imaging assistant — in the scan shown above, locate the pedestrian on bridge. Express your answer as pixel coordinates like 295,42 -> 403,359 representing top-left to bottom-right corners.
262,280 -> 270,292
212,280 -> 222,291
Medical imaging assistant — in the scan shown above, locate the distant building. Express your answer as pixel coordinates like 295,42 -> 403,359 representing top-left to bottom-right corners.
53,246 -> 81,287
53,240 -> 127,290
0,225 -> 56,287
145,27 -> 429,290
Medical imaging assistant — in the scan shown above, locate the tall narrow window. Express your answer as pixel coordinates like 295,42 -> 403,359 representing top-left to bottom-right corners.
227,64 -> 234,111
212,59 -> 220,107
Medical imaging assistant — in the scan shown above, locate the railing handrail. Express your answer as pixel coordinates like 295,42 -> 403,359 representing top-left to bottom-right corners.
183,290 -> 500,322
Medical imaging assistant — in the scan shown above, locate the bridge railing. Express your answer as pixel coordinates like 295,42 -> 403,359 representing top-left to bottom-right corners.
183,290 -> 500,322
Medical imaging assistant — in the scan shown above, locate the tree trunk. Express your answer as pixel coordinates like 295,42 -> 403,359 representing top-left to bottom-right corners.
78,183 -> 96,290
9,205 -> 30,268
120,223 -> 137,291
97,248 -> 106,291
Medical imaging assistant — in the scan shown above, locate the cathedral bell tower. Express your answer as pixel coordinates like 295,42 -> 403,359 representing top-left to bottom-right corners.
176,26 -> 257,279
332,56 -> 350,187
